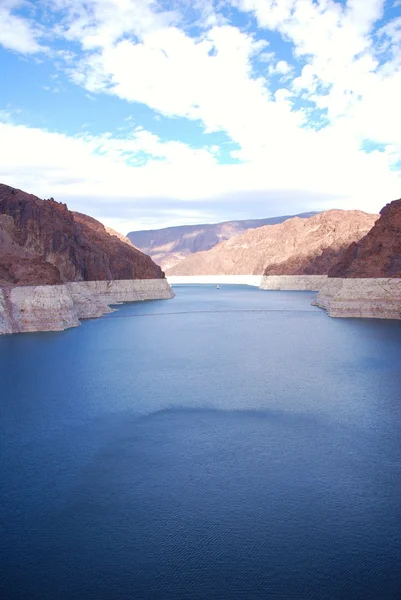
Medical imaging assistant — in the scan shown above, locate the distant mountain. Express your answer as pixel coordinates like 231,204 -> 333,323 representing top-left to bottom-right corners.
127,212 -> 319,270
166,210 -> 378,276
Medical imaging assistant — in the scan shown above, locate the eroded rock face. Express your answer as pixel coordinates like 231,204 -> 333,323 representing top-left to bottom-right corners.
260,275 -> 328,291
312,199 -> 401,319
0,279 -> 174,334
73,212 -> 136,248
105,226 -> 135,247
328,199 -> 401,278
0,184 -> 165,286
167,210 -> 378,276
313,278 -> 401,319
128,212 -> 319,271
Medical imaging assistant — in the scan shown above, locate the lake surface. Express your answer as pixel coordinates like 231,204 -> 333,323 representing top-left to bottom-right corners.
1,284 -> 401,599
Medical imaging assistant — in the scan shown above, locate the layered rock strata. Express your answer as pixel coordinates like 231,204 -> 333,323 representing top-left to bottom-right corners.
313,278 -> 401,319
314,198 -> 401,319
260,275 -> 328,291
0,184 -> 174,333
0,279 -> 174,334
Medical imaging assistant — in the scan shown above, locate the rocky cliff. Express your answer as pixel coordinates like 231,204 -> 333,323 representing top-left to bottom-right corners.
313,278 -> 401,319
0,184 -> 173,334
0,279 -> 173,334
328,199 -> 401,278
0,184 -> 164,286
128,212 -> 318,271
167,210 -> 378,277
314,198 -> 401,319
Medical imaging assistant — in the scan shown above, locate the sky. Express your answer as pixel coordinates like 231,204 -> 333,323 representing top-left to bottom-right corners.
0,0 -> 400,234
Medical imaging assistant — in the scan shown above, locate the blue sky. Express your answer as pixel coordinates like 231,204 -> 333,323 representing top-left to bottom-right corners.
0,0 -> 400,233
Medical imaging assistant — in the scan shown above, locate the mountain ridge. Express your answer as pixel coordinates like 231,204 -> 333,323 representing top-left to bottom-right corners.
128,212 -> 319,270
0,184 -> 165,286
328,199 -> 401,278
166,210 -> 378,277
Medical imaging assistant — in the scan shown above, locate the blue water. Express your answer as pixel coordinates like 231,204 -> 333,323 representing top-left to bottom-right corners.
1,285 -> 401,599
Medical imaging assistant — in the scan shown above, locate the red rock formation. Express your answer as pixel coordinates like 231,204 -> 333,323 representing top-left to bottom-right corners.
167,210 -> 378,276
105,226 -> 135,247
0,184 -> 165,286
329,199 -> 401,278
73,212 -> 136,248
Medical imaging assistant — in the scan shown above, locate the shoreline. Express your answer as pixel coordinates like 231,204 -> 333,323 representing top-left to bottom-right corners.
168,274 -> 401,320
260,275 -> 327,291
0,279 -> 174,335
313,277 -> 401,320
167,274 -> 328,291
2,275 -> 400,333
167,275 -> 263,286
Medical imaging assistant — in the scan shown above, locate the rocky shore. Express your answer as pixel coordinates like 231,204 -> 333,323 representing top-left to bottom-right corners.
168,274 -> 401,320
260,275 -> 328,291
0,184 -> 174,334
313,278 -> 401,319
2,183 -> 400,327
0,279 -> 174,334
313,198 -> 401,319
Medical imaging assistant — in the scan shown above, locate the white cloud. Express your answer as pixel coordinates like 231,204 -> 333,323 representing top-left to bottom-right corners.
0,0 -> 46,53
0,119 -> 216,197
0,0 -> 400,232
232,1 -> 401,158
234,1 -> 400,135
268,60 -> 293,76
0,116 -> 399,232
50,0 -> 177,49
48,0 -> 401,161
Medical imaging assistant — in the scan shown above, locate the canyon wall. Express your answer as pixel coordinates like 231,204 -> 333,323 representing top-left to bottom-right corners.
128,212 -> 318,271
313,278 -> 401,319
328,199 -> 401,278
167,210 -> 377,277
260,275 -> 328,291
0,184 -> 165,286
314,198 -> 401,319
0,279 -> 174,334
0,184 -> 174,334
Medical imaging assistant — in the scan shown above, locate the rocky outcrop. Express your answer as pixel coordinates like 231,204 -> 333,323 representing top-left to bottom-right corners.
0,184 -> 174,333
0,279 -> 174,334
105,226 -> 135,247
0,184 -> 164,285
314,198 -> 401,319
313,278 -> 401,319
128,212 -> 319,271
328,199 -> 401,278
260,275 -> 328,291
167,210 -> 377,277
73,212 -> 136,248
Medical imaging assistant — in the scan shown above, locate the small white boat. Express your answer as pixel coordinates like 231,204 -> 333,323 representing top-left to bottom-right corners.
216,284 -> 220,289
